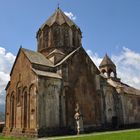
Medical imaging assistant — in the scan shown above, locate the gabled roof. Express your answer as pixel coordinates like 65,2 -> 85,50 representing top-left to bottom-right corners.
32,68 -> 62,79
10,46 -> 99,77
41,8 -> 79,29
48,49 -> 65,57
107,79 -> 140,96
55,46 -> 100,74
21,48 -> 54,67
10,47 -> 54,76
99,54 -> 116,68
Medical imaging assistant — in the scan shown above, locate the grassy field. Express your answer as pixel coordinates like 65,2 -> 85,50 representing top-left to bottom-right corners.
53,129 -> 140,140
0,135 -> 30,140
0,129 -> 140,140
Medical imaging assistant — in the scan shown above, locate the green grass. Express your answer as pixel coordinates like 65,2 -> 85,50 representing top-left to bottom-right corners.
0,135 -> 30,140
55,130 -> 140,140
0,130 -> 140,140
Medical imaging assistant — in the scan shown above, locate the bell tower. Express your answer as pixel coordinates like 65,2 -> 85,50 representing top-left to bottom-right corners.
99,54 -> 117,78
36,7 -> 82,58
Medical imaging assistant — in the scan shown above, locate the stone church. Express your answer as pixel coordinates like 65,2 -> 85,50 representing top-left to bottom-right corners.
3,8 -> 140,137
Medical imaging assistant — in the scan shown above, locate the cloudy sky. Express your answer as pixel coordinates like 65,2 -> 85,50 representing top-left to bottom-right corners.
0,0 -> 140,106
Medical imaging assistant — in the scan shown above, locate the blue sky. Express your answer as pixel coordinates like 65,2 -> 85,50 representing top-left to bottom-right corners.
0,0 -> 140,106
0,0 -> 140,56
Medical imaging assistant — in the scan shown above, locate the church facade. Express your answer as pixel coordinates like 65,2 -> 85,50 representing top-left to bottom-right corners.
3,8 -> 140,137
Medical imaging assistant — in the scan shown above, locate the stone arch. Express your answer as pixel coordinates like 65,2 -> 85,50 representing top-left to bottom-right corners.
10,92 -> 15,130
29,84 -> 37,129
29,84 -> 37,97
101,69 -> 108,77
108,68 -> 117,78
101,68 -> 116,78
108,68 -> 113,77
6,93 -> 10,128
22,86 -> 28,129
101,69 -> 106,74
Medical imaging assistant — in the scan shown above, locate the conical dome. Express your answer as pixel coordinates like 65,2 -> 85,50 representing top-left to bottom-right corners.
41,8 -> 80,30
99,54 -> 116,68
36,8 -> 82,56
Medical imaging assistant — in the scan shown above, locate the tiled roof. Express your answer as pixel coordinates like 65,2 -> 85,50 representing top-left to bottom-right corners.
32,68 -> 62,79
107,79 -> 140,95
41,8 -> 79,29
22,48 -> 54,67
48,49 -> 65,56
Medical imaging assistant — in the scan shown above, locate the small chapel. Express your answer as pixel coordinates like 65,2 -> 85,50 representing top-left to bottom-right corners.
3,8 -> 140,137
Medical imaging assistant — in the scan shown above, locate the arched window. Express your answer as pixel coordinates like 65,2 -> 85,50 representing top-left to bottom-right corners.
16,82 -> 22,105
108,68 -> 114,78
101,69 -> 108,77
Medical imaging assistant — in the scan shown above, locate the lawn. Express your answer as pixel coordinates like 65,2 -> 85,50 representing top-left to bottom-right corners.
0,135 -> 30,140
0,129 -> 140,140
55,130 -> 140,140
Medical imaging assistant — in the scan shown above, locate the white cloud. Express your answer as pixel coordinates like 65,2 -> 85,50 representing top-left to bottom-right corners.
87,50 -> 102,67
0,47 -> 15,105
64,12 -> 76,20
112,47 -> 140,89
87,47 -> 140,90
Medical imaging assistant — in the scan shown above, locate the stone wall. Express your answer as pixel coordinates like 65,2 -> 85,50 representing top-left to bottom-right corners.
37,76 -> 62,136
4,50 -> 38,136
102,84 -> 123,127
61,48 -> 102,130
121,94 -> 140,125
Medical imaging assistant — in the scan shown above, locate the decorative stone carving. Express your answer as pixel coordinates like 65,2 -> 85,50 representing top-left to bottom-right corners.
74,103 -> 84,134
